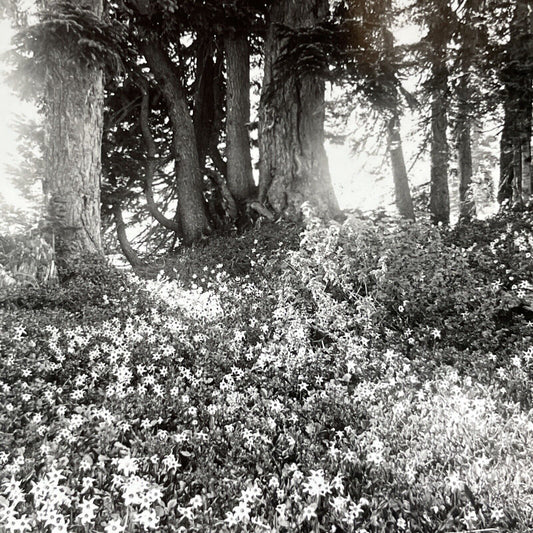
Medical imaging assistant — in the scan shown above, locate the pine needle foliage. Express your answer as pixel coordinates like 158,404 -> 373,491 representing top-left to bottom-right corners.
8,0 -> 125,99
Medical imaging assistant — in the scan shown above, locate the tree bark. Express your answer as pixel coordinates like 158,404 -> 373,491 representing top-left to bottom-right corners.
225,31 -> 256,204
499,100 -> 515,203
456,77 -> 476,220
457,120 -> 475,220
428,5 -> 450,225
513,135 -> 523,202
429,78 -> 450,224
193,37 -> 220,169
258,0 -> 340,219
499,0 -> 532,206
522,136 -> 532,201
387,112 -> 415,220
456,1 -> 477,221
43,0 -> 104,263
140,39 -> 212,245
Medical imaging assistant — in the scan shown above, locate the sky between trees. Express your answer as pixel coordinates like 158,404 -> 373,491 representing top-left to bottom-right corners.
0,0 -> 528,263
0,17 -> 424,215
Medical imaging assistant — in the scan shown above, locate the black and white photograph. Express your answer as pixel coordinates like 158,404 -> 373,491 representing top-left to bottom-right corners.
0,0 -> 532,531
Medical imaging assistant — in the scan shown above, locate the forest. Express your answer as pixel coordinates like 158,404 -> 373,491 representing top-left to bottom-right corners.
0,0 -> 533,532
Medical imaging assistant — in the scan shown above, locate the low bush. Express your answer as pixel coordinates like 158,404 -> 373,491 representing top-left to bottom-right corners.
289,211 -> 533,400
0,233 -> 55,291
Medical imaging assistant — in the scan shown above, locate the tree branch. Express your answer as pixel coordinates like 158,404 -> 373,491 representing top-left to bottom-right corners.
112,203 -> 144,268
138,80 -> 181,233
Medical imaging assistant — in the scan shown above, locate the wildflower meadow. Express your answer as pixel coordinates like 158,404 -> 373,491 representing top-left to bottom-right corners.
1,208 -> 533,532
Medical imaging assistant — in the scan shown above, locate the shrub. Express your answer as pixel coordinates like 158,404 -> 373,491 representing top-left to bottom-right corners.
290,213 -> 532,373
0,254 -> 156,322
0,232 -> 55,291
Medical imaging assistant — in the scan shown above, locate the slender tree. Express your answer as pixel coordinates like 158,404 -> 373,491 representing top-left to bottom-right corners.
454,0 -> 479,220
382,20 -> 415,220
387,112 -> 416,219
129,0 -> 212,244
428,0 -> 452,224
141,39 -> 212,244
112,202 -> 144,267
326,0 -> 415,219
137,80 -> 180,232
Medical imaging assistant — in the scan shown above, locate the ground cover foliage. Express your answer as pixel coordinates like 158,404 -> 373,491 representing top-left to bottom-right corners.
1,208 -> 533,533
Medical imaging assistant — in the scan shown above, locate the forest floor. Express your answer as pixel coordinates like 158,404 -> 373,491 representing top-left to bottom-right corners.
1,207 -> 533,532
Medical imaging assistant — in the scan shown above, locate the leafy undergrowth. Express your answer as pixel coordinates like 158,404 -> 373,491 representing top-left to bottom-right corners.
1,208 -> 532,533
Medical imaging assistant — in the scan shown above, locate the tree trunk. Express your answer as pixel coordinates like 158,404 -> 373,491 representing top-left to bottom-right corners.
499,101 -> 515,203
387,113 -> 415,220
428,8 -> 450,225
225,31 -> 256,204
381,22 -> 415,221
429,79 -> 450,224
518,66 -> 532,203
193,37 -> 221,169
522,136 -> 532,202
43,0 -> 104,263
499,96 -> 529,206
141,39 -> 212,245
456,77 -> 476,220
456,2 -> 477,221
258,0 -> 340,219
457,118 -> 475,220
499,0 -> 532,206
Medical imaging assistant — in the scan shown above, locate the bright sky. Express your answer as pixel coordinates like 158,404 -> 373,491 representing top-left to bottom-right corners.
0,18 -> 38,211
0,21 -> 19,201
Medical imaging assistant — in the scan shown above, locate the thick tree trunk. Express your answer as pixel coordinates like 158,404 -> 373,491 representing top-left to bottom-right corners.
225,31 -> 256,204
141,39 -> 212,245
258,0 -> 340,219
387,113 -> 415,220
43,0 -> 104,263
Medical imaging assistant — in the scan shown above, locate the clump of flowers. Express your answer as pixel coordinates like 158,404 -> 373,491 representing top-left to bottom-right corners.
1,212 -> 532,532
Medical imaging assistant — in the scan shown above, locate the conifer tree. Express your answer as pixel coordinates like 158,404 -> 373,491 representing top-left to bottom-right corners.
427,0 -> 452,224
41,0 -> 105,262
258,0 -> 340,219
